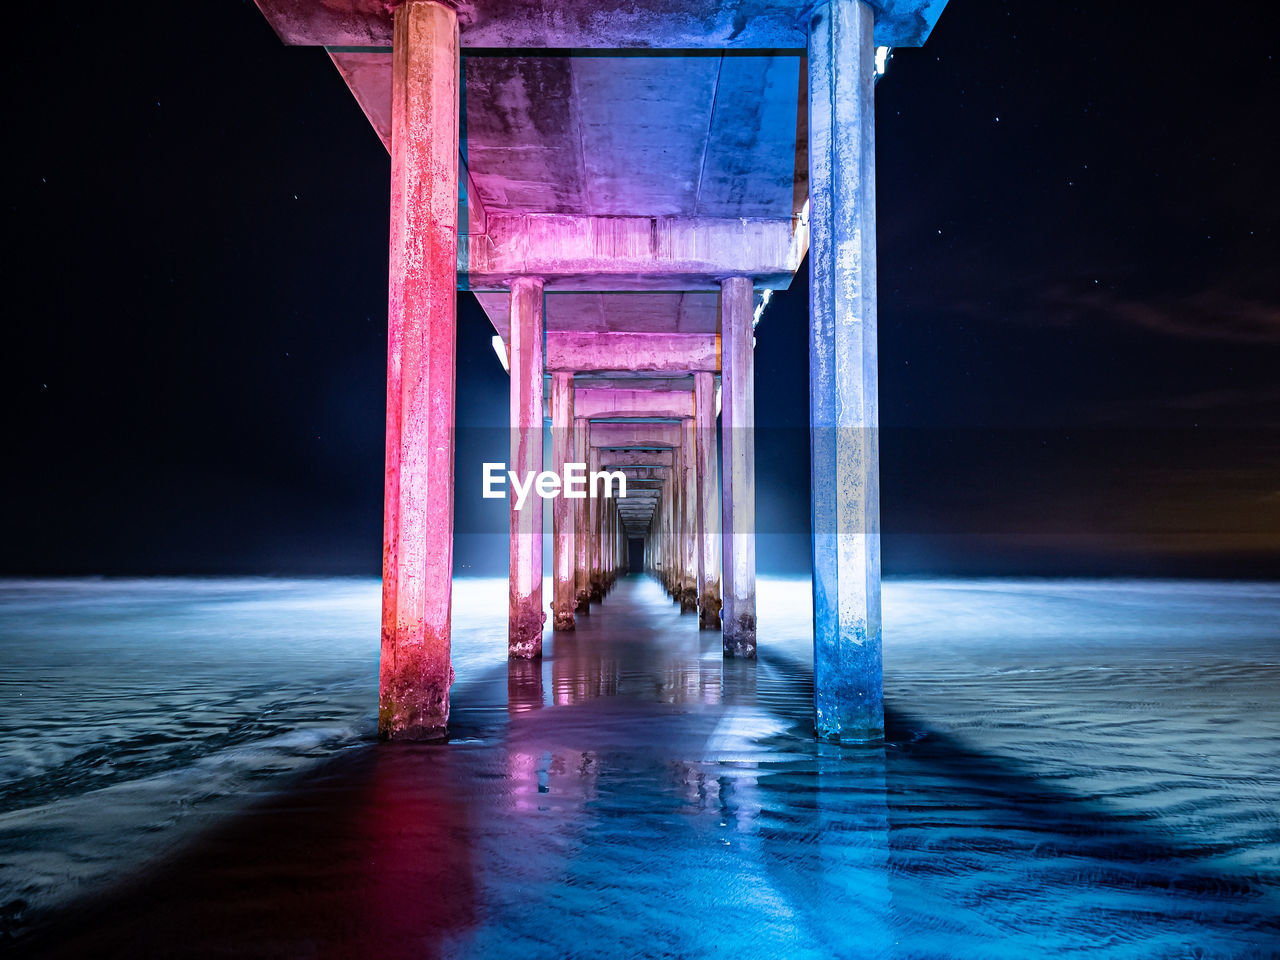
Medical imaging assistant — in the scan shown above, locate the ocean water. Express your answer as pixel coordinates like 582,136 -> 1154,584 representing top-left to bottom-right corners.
1,576 -> 1277,957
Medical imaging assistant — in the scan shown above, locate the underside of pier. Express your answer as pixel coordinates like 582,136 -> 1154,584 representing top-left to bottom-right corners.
253,0 -> 949,743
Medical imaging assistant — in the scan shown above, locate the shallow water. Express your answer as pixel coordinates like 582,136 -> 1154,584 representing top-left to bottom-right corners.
1,576 -> 1277,957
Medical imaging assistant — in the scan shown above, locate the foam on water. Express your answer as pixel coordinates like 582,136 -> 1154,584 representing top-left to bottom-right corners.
1,576 -> 1277,956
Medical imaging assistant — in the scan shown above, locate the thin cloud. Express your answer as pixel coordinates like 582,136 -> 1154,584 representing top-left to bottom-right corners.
1046,286 -> 1280,344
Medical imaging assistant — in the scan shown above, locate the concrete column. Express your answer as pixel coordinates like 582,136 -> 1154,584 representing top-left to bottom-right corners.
658,495 -> 666,583
509,276 -> 545,658
573,416 -> 591,612
551,373 -> 576,631
588,443 -> 604,600
665,484 -> 673,591
664,474 -> 677,598
808,0 -> 883,742
379,0 -> 459,741
679,418 -> 699,612
655,489 -> 666,587
720,275 -> 757,657
605,499 -> 616,586
694,371 -> 721,629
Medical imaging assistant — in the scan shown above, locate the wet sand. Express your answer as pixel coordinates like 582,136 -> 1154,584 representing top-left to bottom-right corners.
4,575 -> 1279,958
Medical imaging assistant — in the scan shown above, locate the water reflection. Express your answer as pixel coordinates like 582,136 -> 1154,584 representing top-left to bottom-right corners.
548,632 -> 617,705
506,657 -> 544,714
8,575 -> 1278,958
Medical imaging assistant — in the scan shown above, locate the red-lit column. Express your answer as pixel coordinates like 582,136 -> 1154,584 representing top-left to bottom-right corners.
509,276 -> 545,658
551,372 -> 576,631
380,0 -> 459,741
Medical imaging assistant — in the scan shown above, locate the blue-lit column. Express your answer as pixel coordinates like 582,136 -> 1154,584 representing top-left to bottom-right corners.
808,0 -> 883,741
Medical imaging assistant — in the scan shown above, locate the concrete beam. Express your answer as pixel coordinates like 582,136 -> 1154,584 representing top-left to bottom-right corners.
574,376 -> 695,392
598,449 -> 674,468
589,422 -> 684,449
328,49 -> 486,236
548,332 -> 719,374
461,215 -> 803,292
259,0 -> 950,49
574,388 -> 695,420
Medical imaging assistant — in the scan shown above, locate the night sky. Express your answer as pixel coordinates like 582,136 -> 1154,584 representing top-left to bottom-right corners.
5,1 -> 1277,578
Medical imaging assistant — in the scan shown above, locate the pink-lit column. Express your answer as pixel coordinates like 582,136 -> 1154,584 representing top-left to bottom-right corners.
509,276 -> 545,658
694,371 -> 722,628
379,0 -> 459,741
668,475 -> 678,597
574,416 -> 591,612
679,417 -> 699,612
721,275 -> 757,657
604,498 -> 615,588
667,438 -> 679,598
551,373 -> 576,630
588,443 -> 605,601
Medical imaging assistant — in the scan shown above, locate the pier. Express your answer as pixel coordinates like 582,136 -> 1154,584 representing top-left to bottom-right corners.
252,0 -> 950,743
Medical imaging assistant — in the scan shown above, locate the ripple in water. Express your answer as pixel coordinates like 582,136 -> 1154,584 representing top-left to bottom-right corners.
1,576 -> 1277,957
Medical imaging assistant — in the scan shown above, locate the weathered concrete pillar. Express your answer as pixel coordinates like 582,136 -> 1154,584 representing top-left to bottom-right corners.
679,418 -> 699,612
720,275 -> 757,657
694,371 -> 722,629
664,474 -> 677,599
588,443 -> 605,601
673,453 -> 684,601
666,441 -> 678,598
808,0 -> 883,741
509,276 -> 545,658
648,516 -> 656,574
551,373 -> 576,631
663,488 -> 671,590
655,488 -> 666,588
606,499 -> 616,586
573,416 -> 591,612
601,496 -> 610,590
658,494 -> 667,584
379,0 -> 459,742
609,506 -> 617,579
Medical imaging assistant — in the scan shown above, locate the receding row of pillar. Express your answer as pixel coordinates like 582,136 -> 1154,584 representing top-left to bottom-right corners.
378,0 -> 884,746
